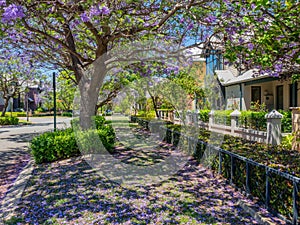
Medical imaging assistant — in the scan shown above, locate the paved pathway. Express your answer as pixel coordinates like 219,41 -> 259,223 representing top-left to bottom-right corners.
0,117 -> 71,203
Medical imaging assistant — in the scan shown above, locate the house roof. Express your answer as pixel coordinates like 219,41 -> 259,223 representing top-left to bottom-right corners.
216,69 -> 270,86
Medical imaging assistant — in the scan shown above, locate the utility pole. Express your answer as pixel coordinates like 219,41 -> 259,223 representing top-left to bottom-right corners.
53,72 -> 57,131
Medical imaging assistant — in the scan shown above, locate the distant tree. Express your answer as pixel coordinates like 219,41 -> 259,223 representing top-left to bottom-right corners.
0,54 -> 41,116
57,71 -> 76,111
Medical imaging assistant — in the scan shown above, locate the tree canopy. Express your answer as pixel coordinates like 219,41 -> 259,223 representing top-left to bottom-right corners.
1,0 -> 215,127
213,0 -> 300,78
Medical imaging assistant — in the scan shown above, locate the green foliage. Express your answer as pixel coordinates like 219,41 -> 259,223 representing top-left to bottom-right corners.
250,101 -> 267,112
36,107 -> 46,113
278,110 -> 292,133
16,112 -> 27,117
31,116 -> 115,164
7,112 -> 26,117
75,126 -> 115,154
214,110 -> 232,126
31,128 -> 79,164
61,112 -> 73,117
199,109 -> 210,123
169,68 -> 204,99
136,110 -> 156,119
240,111 -> 267,131
281,134 -> 294,150
0,116 -> 19,125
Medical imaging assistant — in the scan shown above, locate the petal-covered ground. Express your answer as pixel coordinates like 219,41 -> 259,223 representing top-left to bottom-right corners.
6,157 -> 286,225
4,126 -> 287,225
0,152 -> 30,202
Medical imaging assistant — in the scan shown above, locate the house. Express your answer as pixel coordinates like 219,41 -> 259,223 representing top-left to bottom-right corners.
184,45 -> 206,110
215,69 -> 298,111
0,85 -> 43,113
205,41 -> 298,111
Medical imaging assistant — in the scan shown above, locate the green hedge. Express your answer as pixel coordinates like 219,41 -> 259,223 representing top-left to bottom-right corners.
31,116 -> 115,164
239,111 -> 267,131
61,112 -> 73,117
31,128 -> 79,164
159,123 -> 300,220
135,110 -> 156,119
0,116 -> 19,125
279,110 -> 292,133
198,109 -> 291,133
214,110 -> 232,125
199,109 -> 210,123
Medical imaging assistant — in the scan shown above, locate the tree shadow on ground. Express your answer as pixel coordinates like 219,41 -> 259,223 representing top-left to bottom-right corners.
11,159 -> 270,224
8,126 -> 286,225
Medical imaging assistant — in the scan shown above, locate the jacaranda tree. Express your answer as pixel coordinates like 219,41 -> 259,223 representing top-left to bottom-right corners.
213,0 -> 300,78
0,0 -> 215,128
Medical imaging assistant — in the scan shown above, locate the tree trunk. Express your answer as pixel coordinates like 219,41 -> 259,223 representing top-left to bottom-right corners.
150,95 -> 160,118
78,58 -> 107,130
1,98 -> 10,117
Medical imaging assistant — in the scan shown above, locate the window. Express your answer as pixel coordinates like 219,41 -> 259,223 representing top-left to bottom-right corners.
289,83 -> 298,107
251,86 -> 261,104
276,85 -> 284,109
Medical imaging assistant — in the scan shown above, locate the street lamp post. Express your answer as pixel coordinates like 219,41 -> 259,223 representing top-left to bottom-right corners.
26,91 -> 29,122
53,72 -> 57,131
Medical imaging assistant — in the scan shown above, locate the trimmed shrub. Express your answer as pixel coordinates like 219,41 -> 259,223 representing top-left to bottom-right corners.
199,109 -> 210,123
61,112 -> 73,117
239,111 -> 267,131
31,116 -> 116,164
31,128 -> 79,164
0,116 -> 19,125
214,110 -> 232,126
279,110 -> 292,133
136,110 -> 156,119
16,112 -> 27,117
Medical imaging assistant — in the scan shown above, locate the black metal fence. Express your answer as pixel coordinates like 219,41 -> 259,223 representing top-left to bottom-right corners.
130,116 -> 299,224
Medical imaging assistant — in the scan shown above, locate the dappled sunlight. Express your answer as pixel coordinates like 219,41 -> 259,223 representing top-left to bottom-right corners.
8,126 -> 286,224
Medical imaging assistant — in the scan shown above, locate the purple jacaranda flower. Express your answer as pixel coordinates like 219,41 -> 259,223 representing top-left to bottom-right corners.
2,4 -> 25,23
151,21 -> 159,26
238,37 -> 244,44
125,16 -> 131,23
204,15 -> 216,23
101,6 -> 110,15
257,17 -> 264,22
274,63 -> 283,71
272,72 -> 279,77
248,43 -> 254,50
90,5 -> 102,17
80,12 -> 89,22
187,22 -> 194,30
180,17 -> 185,23
0,0 -> 6,6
